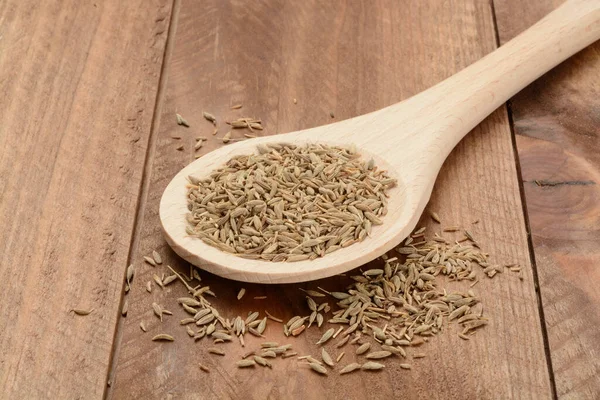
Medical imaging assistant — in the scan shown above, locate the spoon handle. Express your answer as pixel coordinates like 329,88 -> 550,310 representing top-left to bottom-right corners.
407,0 -> 600,159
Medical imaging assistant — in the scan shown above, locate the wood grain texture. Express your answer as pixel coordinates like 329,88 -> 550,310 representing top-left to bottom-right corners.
110,0 -> 552,398
0,0 -> 172,398
495,1 -> 600,398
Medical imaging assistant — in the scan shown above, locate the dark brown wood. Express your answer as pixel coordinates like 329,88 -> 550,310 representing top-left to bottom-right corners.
0,0 -> 173,398
495,1 -> 600,398
109,1 -> 552,398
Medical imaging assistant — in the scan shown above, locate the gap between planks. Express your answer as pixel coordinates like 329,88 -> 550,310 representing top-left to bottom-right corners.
104,0 -> 181,397
489,0 -> 557,397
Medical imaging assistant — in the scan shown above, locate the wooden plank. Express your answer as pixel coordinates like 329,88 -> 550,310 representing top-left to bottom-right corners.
0,0 -> 173,398
494,1 -> 600,398
109,1 -> 552,398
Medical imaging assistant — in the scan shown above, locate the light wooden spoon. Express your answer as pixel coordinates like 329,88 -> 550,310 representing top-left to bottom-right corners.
160,0 -> 600,283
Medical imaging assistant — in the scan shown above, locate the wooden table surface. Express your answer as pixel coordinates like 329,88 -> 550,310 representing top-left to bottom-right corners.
1,1 -> 598,399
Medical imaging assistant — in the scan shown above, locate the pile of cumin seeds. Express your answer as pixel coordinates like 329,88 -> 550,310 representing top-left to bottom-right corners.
185,143 -> 397,262
139,224 -> 517,376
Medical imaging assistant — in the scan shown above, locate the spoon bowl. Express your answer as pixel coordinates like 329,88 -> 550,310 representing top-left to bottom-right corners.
160,0 -> 600,283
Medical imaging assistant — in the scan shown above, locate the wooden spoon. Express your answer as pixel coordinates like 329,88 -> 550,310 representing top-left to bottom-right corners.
161,0 -> 600,283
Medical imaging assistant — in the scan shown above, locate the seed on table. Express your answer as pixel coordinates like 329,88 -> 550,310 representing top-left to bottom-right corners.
199,363 -> 210,373
356,343 -> 371,355
335,334 -> 350,348
153,274 -> 163,289
186,326 -> 195,337
70,308 -> 94,316
317,328 -> 335,345
236,360 -> 256,368
340,363 -> 361,375
308,362 -> 328,375
178,297 -> 201,307
143,256 -> 156,267
126,264 -> 135,285
139,322 -> 147,332
261,350 -> 277,358
365,351 -> 392,359
253,356 -> 272,368
176,113 -> 190,127
321,348 -> 334,367
152,334 -> 174,342
152,303 -> 163,321
162,275 -> 177,286
361,362 -> 385,371
400,363 -> 412,370
203,111 -> 216,124
237,288 -> 246,300
208,348 -> 225,356
212,332 -> 232,341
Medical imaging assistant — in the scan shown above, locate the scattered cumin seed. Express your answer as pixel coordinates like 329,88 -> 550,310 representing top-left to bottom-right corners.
430,211 -> 441,223
340,362 -> 361,374
199,363 -> 210,373
152,250 -> 162,264
176,145 -> 184,151
356,343 -> 371,355
399,363 -> 412,370
139,322 -> 147,332
237,288 -> 246,300
321,348 -> 335,367
443,226 -> 460,232
143,256 -> 156,267
253,296 -> 267,300
208,348 -> 225,356
253,355 -> 272,368
222,131 -> 231,143
152,334 -> 175,342
203,111 -> 216,125
231,104 -> 243,109
162,275 -> 177,286
365,351 -> 392,359
236,359 -> 256,368
126,264 -> 135,287
317,328 -> 335,345
176,113 -> 189,127
299,288 -> 326,298
308,362 -> 328,375
70,308 -> 94,316
265,310 -> 283,323
361,361 -> 385,371
242,350 -> 256,359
